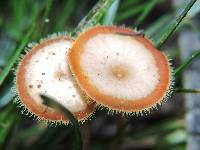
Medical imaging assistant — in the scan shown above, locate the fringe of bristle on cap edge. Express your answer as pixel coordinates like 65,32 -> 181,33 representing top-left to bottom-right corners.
12,32 -> 94,126
73,25 -> 144,39
12,84 -> 96,126
94,53 -> 175,117
68,25 -> 174,117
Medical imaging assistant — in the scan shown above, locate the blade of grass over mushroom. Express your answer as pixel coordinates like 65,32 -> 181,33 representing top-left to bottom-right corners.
71,0 -> 115,37
174,49 -> 200,76
40,94 -> 82,150
106,0 -> 120,23
40,0 -> 53,36
175,88 -> 200,93
134,0 -> 161,28
154,0 -> 197,48
103,0 -> 120,25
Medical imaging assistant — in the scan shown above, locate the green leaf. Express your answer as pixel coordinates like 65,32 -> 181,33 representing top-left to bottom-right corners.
27,125 -> 73,150
119,0 -> 142,11
40,0 -> 53,36
115,3 -> 147,22
175,49 -> 200,76
157,130 -> 187,148
40,94 -> 82,150
0,24 -> 35,86
0,35 -> 16,68
0,104 -> 18,147
154,0 -> 197,48
0,3 -> 40,86
126,119 -> 184,140
71,0 -> 115,37
175,88 -> 200,93
145,14 -> 172,38
103,0 -> 120,25
53,0 -> 76,31
134,0 -> 161,27
0,81 -> 14,108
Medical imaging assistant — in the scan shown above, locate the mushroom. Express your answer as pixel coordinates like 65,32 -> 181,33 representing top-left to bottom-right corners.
68,26 -> 174,114
15,35 -> 95,124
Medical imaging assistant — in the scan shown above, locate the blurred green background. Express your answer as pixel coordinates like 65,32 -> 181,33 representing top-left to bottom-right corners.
0,0 -> 200,149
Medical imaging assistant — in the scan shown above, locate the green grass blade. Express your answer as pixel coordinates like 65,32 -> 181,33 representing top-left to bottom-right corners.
175,88 -> 200,93
0,2 -> 40,86
40,94 -> 82,150
0,104 -> 18,146
115,3 -> 147,22
145,14 -> 172,38
134,0 -> 160,27
32,127 -> 73,150
119,0 -> 142,11
40,0 -> 53,36
71,0 -> 115,37
175,49 -> 200,76
126,119 -> 184,140
103,0 -> 120,25
155,0 -> 197,48
0,79 -> 14,108
54,0 -> 76,31
0,24 -> 35,86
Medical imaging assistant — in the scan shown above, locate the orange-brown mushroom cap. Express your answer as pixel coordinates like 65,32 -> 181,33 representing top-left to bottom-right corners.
16,36 -> 95,123
68,26 -> 173,113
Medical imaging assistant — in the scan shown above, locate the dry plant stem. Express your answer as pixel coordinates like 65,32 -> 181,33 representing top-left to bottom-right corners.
155,0 -> 197,48
40,94 -> 83,150
175,88 -> 200,93
175,49 -> 200,76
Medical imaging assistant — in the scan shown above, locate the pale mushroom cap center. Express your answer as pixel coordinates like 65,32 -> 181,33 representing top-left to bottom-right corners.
80,33 -> 160,100
110,65 -> 130,80
25,39 -> 86,112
